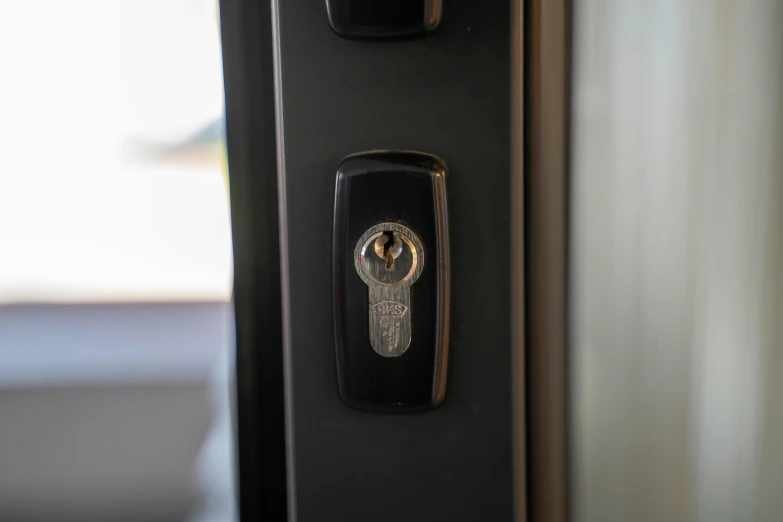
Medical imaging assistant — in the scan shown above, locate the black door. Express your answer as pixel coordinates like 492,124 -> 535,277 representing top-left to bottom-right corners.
221,1 -> 570,521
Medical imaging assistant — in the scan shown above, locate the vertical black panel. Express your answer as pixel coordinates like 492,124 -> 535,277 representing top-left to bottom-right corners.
219,0 -> 287,520
275,1 -> 515,521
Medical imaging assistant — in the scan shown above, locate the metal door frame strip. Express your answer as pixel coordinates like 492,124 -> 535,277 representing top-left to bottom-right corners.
511,0 -> 526,519
524,0 -> 572,520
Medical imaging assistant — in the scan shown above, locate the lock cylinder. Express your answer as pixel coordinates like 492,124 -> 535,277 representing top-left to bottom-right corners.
354,222 -> 424,357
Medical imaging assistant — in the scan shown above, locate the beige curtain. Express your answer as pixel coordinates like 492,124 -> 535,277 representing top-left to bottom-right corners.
570,1 -> 783,521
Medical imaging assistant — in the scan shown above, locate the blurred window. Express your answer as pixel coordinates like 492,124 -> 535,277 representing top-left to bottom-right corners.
0,3 -> 235,520
0,0 -> 231,304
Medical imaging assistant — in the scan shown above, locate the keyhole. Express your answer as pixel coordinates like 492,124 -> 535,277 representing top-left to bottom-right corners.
374,231 -> 402,271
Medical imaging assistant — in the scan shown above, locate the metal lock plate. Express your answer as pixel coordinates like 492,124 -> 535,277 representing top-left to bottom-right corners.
354,223 -> 424,357
332,150 -> 450,412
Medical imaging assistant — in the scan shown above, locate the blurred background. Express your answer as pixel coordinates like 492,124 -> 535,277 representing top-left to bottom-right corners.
570,2 -> 783,521
0,1 -> 234,521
